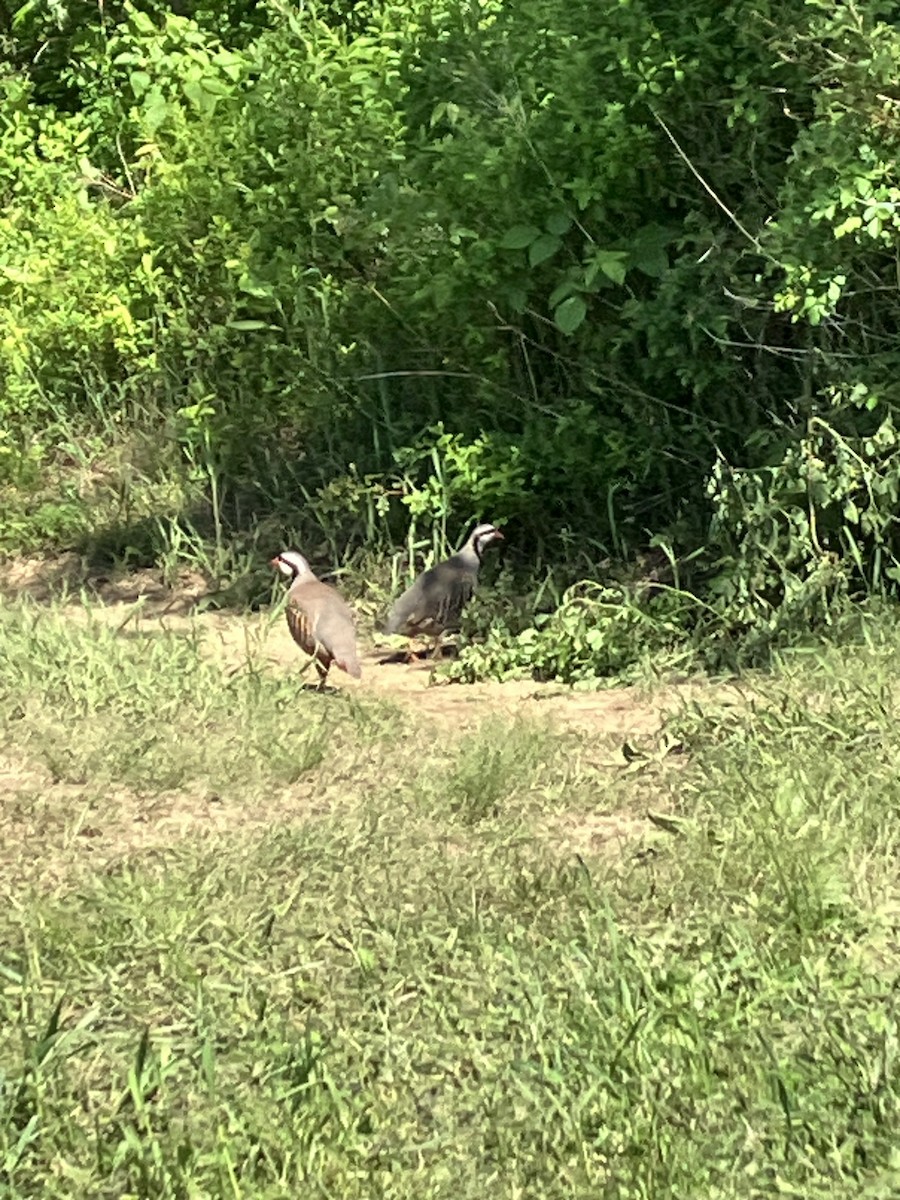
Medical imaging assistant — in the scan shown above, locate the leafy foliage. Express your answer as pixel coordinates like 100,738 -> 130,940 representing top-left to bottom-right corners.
446,582 -> 697,685
6,0 -> 900,672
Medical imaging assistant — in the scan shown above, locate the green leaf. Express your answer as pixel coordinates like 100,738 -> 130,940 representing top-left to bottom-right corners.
129,71 -> 152,98
546,212 -> 573,236
554,295 -> 587,335
594,249 -> 628,285
528,233 -> 562,268
499,225 -> 541,250
503,286 -> 528,313
130,10 -> 156,34
142,89 -> 169,135
227,320 -> 272,331
201,77 -> 232,98
834,215 -> 862,239
632,247 -> 668,279
183,79 -> 212,113
548,280 -> 576,308
12,0 -> 41,29
629,224 -> 673,278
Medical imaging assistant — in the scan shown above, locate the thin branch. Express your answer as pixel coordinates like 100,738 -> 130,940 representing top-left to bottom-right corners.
355,370 -> 476,381
649,108 -> 777,262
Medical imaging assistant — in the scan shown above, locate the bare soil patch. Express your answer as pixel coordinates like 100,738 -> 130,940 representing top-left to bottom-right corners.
535,809 -> 662,861
0,750 -> 347,895
0,560 -> 747,881
0,554 -> 750,739
0,551 -> 208,614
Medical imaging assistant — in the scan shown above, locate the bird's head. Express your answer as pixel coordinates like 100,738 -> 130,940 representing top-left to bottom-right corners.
468,523 -> 505,559
270,550 -> 314,581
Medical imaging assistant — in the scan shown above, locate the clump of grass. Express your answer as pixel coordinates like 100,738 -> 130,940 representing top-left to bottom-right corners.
425,718 -> 557,824
0,598 -> 390,797
657,643 -> 900,950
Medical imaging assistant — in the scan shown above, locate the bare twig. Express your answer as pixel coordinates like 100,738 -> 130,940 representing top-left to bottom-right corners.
650,108 -> 777,262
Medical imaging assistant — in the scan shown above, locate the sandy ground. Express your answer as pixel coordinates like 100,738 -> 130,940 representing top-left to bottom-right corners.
0,550 -> 744,736
0,553 -> 741,887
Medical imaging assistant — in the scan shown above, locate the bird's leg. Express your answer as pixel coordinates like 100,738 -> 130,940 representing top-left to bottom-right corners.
315,659 -> 330,692
428,633 -> 444,677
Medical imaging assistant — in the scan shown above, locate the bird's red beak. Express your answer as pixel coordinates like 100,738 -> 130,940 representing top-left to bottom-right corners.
269,556 -> 281,568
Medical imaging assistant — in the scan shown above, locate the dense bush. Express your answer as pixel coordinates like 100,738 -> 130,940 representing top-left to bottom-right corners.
5,0 -> 900,673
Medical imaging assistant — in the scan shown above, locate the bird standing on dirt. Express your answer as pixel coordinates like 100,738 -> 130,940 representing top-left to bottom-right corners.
383,522 -> 505,662
271,550 -> 362,690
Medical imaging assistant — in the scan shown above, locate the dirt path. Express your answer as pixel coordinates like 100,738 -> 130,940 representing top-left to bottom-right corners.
1,554 -> 746,890
0,551 -> 746,739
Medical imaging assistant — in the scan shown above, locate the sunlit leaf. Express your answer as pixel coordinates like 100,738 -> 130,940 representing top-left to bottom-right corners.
554,295 -> 587,335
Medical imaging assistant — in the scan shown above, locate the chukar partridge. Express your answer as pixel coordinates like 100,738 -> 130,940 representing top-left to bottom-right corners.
271,550 -> 362,690
384,523 -> 504,661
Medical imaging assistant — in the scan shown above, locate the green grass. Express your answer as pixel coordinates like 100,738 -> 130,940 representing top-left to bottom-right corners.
1,596 -> 900,1197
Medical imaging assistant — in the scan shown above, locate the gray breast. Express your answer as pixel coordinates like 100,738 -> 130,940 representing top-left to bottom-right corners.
385,556 -> 478,637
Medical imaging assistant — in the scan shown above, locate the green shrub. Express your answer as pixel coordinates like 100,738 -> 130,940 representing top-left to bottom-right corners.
7,0 -> 900,673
